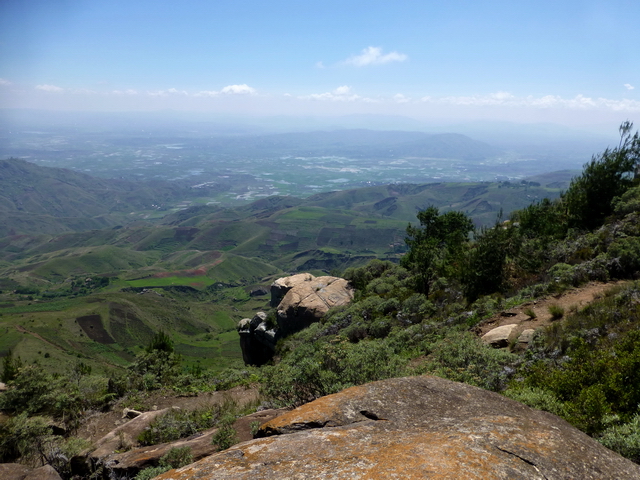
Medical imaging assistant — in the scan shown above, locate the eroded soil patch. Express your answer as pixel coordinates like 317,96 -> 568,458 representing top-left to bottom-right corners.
77,314 -> 115,344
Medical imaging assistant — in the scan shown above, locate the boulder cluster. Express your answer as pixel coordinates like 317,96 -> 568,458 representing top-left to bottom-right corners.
238,273 -> 354,365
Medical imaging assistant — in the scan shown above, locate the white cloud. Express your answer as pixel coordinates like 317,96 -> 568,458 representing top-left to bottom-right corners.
35,84 -> 64,92
300,85 -> 377,103
220,84 -> 256,95
0,78 -> 11,86
147,88 -> 188,97
625,83 -> 635,90
420,91 -> 640,111
315,61 -> 325,69
343,46 -> 407,67
194,84 -> 256,97
334,85 -> 351,95
194,90 -> 219,97
393,93 -> 410,103
112,89 -> 138,95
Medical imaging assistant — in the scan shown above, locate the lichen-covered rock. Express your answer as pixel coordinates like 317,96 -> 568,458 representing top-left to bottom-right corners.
156,376 -> 640,480
275,274 -> 353,335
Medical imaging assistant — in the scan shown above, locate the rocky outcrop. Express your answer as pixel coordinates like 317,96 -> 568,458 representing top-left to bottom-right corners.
237,312 -> 278,366
0,464 -> 62,480
71,407 -> 178,477
274,274 -> 353,335
156,376 -> 640,479
93,409 -> 286,478
240,274 -> 354,365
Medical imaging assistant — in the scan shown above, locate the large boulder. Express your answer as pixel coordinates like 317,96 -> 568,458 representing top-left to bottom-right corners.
274,274 -> 353,335
269,273 -> 314,307
481,323 -> 519,348
156,376 -> 640,479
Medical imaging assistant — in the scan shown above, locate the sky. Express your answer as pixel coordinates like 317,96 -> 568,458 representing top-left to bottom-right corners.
0,0 -> 639,130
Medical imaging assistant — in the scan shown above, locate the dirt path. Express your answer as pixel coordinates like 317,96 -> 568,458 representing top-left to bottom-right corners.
473,281 -> 626,339
14,324 -> 65,351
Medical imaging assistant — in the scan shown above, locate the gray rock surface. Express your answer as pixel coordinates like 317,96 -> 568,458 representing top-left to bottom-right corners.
156,376 -> 640,480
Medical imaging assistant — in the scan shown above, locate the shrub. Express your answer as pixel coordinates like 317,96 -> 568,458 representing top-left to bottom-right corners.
598,414 -> 640,463
523,307 -> 536,319
211,414 -> 238,451
160,446 -> 193,468
134,446 -> 194,479
422,332 -> 516,392
503,387 -> 567,418
261,339 -> 407,406
548,304 -> 564,320
138,402 -> 237,446
250,421 -> 261,437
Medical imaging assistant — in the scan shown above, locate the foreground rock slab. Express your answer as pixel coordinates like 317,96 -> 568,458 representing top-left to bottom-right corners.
156,376 -> 640,480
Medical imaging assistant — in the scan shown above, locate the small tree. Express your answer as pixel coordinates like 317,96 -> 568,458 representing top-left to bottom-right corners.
130,331 -> 181,389
401,207 -> 473,296
462,220 -> 519,302
563,121 -> 640,230
1,349 -> 22,383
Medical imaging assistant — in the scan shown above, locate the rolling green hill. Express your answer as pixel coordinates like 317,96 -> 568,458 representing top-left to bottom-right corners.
0,160 -> 574,376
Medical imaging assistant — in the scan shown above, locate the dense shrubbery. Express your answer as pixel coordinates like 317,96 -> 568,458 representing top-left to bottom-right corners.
504,282 -> 640,456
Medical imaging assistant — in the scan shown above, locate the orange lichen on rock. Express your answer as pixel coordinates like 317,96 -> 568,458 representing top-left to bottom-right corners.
156,376 -> 640,480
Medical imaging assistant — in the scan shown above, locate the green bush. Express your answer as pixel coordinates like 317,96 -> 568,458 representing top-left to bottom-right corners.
548,304 -> 564,320
598,414 -> 640,463
138,402 -> 237,446
608,237 -> 640,276
211,413 -> 238,451
421,332 -> 516,392
262,339 -> 407,406
503,387 -> 567,418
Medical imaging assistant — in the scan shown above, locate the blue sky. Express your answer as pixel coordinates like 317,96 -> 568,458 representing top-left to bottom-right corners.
1,0 -> 639,128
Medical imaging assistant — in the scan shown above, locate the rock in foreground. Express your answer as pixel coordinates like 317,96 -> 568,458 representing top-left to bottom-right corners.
156,376 -> 640,479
